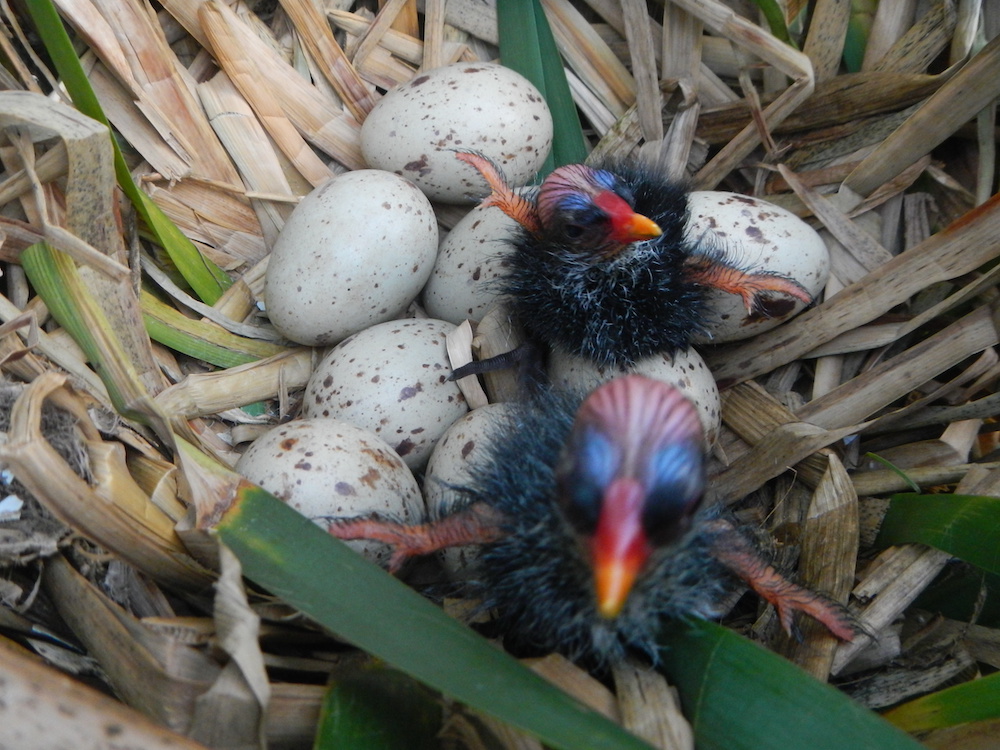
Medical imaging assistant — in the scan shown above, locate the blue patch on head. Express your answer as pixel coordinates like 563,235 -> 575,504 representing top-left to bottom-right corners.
591,170 -> 618,191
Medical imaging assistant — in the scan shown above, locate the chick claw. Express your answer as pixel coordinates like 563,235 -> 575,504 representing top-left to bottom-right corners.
705,519 -> 857,642
326,502 -> 506,574
453,151 -> 541,233
684,257 -> 813,315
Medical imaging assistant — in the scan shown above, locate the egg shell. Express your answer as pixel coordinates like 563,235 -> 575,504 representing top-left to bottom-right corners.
265,170 -> 438,347
424,403 -> 514,576
686,191 -> 829,343
302,318 -> 469,469
235,418 -> 423,567
361,62 -> 553,203
422,204 -> 516,324
548,347 -> 721,446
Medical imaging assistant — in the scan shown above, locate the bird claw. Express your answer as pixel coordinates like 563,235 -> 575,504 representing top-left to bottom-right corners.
453,150 -> 541,233
705,519 -> 857,642
684,257 -> 813,315
325,502 -> 507,574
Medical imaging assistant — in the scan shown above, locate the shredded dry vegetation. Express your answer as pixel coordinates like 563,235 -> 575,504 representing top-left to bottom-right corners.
0,0 -> 998,748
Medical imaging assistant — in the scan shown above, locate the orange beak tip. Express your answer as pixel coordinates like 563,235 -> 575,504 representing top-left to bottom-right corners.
594,559 -> 640,620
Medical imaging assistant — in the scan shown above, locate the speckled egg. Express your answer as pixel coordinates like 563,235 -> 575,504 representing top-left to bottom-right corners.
548,347 -> 721,446
424,402 -> 513,576
235,418 -> 423,566
422,203 -> 516,324
361,62 -> 553,203
687,191 -> 829,343
302,318 -> 468,469
265,170 -> 438,347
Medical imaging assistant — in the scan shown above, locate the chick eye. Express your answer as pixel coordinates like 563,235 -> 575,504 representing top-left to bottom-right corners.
563,224 -> 585,239
642,442 -> 704,545
556,426 -> 617,534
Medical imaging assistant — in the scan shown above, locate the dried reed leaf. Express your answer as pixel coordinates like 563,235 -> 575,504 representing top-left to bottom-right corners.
709,418 -> 862,504
0,635 -> 211,750
2,373 -> 214,589
611,660 -> 693,750
778,455 -> 859,680
797,305 -> 998,430
542,0 -> 634,116
197,73 -> 296,247
620,0 -> 661,143
188,546 -> 269,747
329,9 -> 424,64
695,72 -> 944,146
279,0 -> 376,121
861,0 -> 917,70
199,1 -> 364,175
668,0 -> 814,189
44,554 -> 220,731
803,0 -> 851,81
867,0 -> 956,74
847,33 -> 1000,197
833,545 -> 951,675
447,320 -> 489,409
54,0 -> 241,185
154,348 -> 312,419
525,653 -> 620,721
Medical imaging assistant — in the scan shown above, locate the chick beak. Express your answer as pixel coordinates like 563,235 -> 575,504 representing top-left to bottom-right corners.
593,191 -> 662,246
590,477 -> 651,619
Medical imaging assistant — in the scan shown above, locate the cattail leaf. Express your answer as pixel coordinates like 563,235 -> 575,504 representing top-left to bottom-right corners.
141,290 -> 285,369
497,0 -> 588,172
25,0 -> 231,304
202,469 -> 654,750
883,671 -> 1000,733
313,664 -> 441,750
876,493 -> 1000,575
658,619 -> 927,750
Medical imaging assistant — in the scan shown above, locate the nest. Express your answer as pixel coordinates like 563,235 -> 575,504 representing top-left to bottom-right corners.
0,1 -> 998,749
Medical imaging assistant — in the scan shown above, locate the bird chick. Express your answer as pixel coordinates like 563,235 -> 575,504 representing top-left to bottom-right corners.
452,152 -> 812,374
328,376 -> 854,665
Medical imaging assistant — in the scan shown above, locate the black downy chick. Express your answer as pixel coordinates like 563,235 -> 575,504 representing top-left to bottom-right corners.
450,153 -> 812,377
328,375 -> 855,665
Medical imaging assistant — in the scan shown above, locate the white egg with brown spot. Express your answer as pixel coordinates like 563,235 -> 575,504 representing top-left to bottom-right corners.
303,318 -> 469,469
235,418 -> 423,567
422,203 -> 517,324
361,62 -> 552,203
686,191 -> 829,343
265,170 -> 438,347
548,347 -> 721,446
424,403 -> 513,576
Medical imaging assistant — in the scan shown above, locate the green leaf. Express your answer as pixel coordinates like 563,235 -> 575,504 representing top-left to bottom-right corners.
25,0 -> 231,304
497,0 -> 588,172
212,481 -> 653,750
884,671 -> 1000,733
141,289 -> 285,368
865,452 -> 920,492
876,494 -> 1000,575
748,0 -> 797,49
313,663 -> 441,750
658,620 -> 926,750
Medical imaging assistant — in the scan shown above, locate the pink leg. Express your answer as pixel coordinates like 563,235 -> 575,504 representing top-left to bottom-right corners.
684,257 -> 813,314
705,519 -> 856,642
327,501 -> 506,573
454,151 -> 541,233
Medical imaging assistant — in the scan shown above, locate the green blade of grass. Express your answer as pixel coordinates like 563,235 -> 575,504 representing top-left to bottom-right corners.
313,664 -> 442,750
658,620 -> 927,750
883,671 -> 1000,733
497,0 -> 588,172
876,493 -> 1000,575
26,0 -> 231,304
141,289 -> 285,368
193,458 -> 653,750
865,453 -> 921,492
